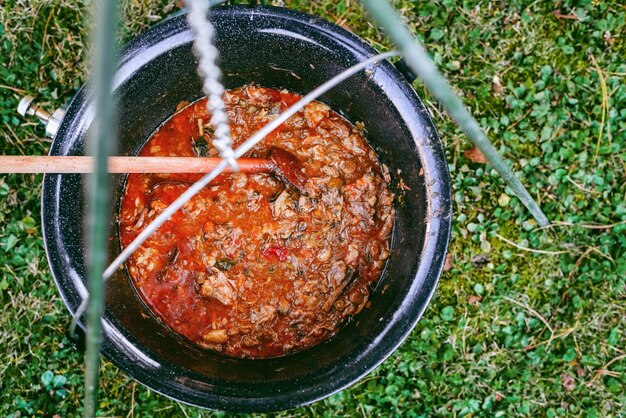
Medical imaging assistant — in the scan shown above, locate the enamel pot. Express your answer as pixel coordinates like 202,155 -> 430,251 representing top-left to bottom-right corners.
42,5 -> 451,412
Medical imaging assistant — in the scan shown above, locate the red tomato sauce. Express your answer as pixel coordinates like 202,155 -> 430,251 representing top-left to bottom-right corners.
119,85 -> 394,358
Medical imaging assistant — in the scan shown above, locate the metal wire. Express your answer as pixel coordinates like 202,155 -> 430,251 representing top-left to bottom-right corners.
83,0 -> 118,416
185,0 -> 237,171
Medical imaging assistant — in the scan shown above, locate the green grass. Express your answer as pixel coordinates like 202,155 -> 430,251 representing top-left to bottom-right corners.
1,0 -> 625,416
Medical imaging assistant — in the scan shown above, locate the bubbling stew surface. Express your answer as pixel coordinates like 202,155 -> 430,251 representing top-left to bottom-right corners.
119,85 -> 394,358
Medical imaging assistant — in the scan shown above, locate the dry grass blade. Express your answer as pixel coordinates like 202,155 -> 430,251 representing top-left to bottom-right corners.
587,353 -> 626,386
590,55 -> 608,162
0,84 -> 27,93
523,324 -> 580,351
494,233 -> 570,255
540,220 -> 626,230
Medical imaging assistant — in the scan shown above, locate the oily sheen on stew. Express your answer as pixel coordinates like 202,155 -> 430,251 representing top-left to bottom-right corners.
119,85 -> 394,358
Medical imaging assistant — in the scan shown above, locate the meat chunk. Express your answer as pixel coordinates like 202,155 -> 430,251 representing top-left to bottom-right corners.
246,85 -> 273,105
304,102 -> 330,127
344,172 -> 379,228
320,119 -> 350,139
198,268 -> 236,305
322,261 -> 356,312
272,189 -> 291,218
147,198 -> 168,218
288,308 -> 315,325
345,242 -> 359,266
250,305 -> 277,325
202,329 -> 228,344
247,190 -> 262,212
277,298 -> 291,315
328,260 -> 347,286
317,248 -> 332,262
230,173 -> 248,190
219,227 -> 243,256
296,195 -> 316,214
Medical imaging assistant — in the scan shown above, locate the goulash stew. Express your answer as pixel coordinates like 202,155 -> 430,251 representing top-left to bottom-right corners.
119,85 -> 394,358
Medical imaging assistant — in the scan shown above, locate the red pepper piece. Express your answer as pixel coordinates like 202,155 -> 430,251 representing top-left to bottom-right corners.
262,245 -> 289,262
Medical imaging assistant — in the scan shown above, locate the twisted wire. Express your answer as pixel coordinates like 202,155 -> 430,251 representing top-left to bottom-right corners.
185,0 -> 237,171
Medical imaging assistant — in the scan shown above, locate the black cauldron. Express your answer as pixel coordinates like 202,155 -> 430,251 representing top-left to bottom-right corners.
42,6 -> 451,412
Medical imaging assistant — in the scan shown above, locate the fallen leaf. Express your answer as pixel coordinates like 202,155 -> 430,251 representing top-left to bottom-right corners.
443,253 -> 454,271
494,391 -> 503,401
471,254 -> 489,267
552,10 -> 579,20
398,178 -> 411,191
337,21 -> 353,33
498,193 -> 511,207
464,147 -> 488,164
468,295 -> 482,305
492,75 -> 503,95
561,372 -> 576,392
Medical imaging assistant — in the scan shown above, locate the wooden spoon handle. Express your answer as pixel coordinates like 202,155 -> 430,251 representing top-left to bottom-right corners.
0,156 -> 275,174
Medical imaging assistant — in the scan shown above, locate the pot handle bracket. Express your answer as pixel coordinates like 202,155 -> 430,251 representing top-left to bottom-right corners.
17,95 -> 66,139
394,58 -> 417,84
66,323 -> 87,353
